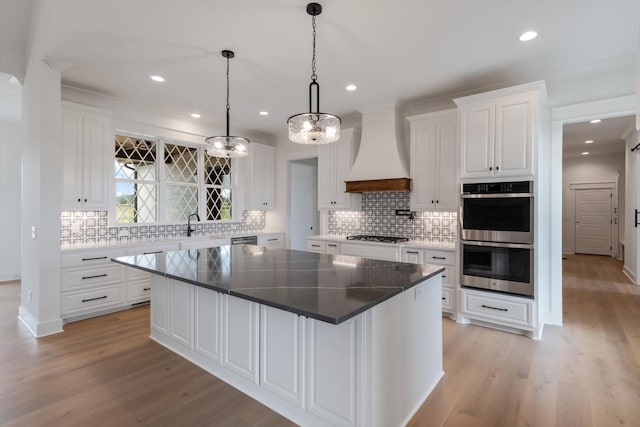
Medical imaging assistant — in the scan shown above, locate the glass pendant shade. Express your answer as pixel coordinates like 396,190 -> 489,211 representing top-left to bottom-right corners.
206,50 -> 249,158
288,112 -> 340,144
205,135 -> 249,158
288,3 -> 341,145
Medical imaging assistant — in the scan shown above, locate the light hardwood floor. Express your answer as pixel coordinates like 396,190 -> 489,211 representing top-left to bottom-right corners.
1,254 -> 639,426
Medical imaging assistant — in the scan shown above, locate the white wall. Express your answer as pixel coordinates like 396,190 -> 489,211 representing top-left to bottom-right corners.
624,128 -> 640,283
0,120 -> 22,281
289,159 -> 318,250
562,152 -> 625,255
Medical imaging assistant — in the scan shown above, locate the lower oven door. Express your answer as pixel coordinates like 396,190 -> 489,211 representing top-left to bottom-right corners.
461,241 -> 534,298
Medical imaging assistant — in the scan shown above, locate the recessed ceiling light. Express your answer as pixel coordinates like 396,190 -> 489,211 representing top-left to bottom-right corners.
590,119 -> 601,124
519,31 -> 538,42
150,75 -> 165,82
259,111 -> 269,116
191,113 -> 201,119
582,152 -> 590,155
345,84 -> 357,91
584,140 -> 594,144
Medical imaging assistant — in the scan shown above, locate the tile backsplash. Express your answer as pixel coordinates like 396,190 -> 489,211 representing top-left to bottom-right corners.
327,192 -> 457,242
60,210 -> 266,248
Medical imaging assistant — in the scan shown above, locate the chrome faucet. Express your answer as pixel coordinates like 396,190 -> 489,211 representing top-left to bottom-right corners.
187,213 -> 200,237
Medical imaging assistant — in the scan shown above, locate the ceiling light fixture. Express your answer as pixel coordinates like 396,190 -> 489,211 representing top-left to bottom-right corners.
287,3 -> 341,145
590,119 -> 602,124
191,113 -> 201,119
585,140 -> 594,144
519,31 -> 538,42
259,111 -> 269,116
205,50 -> 249,158
345,84 -> 357,91
582,152 -> 590,155
150,75 -> 165,82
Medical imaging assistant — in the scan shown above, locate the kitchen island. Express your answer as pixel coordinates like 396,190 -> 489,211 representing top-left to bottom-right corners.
113,245 -> 444,427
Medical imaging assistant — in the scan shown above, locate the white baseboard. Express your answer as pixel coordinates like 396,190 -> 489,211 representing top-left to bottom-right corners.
623,265 -> 637,285
0,273 -> 20,283
18,306 -> 64,338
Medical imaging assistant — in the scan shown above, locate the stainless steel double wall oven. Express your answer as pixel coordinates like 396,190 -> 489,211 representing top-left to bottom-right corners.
460,181 -> 534,298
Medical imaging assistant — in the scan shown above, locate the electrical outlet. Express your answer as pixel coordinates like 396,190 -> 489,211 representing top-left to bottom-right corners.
30,226 -> 36,239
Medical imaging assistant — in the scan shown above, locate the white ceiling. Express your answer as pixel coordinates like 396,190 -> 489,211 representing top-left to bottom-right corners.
3,0 -> 639,139
563,115 -> 636,157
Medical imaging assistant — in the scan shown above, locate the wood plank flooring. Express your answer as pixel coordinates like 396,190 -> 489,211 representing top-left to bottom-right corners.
1,254 -> 639,426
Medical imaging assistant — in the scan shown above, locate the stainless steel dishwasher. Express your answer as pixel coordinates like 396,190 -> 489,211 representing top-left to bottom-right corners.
230,235 -> 258,245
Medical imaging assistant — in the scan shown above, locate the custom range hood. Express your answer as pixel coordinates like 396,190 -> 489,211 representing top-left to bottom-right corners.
345,105 -> 411,192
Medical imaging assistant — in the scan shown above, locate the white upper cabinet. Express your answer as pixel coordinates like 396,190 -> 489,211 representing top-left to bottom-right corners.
455,81 -> 545,180
318,128 -> 362,210
408,109 -> 458,211
240,142 -> 275,210
61,104 -> 112,210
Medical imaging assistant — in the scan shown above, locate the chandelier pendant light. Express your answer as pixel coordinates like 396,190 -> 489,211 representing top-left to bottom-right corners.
287,2 -> 341,145
206,50 -> 249,158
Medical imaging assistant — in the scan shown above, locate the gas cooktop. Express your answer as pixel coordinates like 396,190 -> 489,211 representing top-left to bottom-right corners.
346,235 -> 410,244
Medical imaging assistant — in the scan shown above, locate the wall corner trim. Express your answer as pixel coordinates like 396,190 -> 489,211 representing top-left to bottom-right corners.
18,306 -> 64,338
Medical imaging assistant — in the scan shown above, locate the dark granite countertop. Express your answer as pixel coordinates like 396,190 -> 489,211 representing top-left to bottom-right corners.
112,245 -> 444,324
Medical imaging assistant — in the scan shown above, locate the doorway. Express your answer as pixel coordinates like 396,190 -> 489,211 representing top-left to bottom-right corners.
574,187 -> 613,255
289,158 -> 319,250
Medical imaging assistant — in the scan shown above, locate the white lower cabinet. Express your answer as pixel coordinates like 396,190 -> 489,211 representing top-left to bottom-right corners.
258,233 -> 285,248
340,242 -> 399,261
306,239 -> 327,253
169,281 -> 194,348
459,288 -> 535,330
223,295 -> 259,384
307,317 -> 359,427
150,276 -> 170,335
400,246 -> 457,315
260,306 -> 304,406
195,287 -> 223,363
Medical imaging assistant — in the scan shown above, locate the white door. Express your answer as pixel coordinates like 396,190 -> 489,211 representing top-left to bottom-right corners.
289,159 -> 319,251
575,188 -> 612,255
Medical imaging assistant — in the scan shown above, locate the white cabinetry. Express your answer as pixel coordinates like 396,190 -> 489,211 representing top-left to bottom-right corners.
60,248 -> 125,319
223,294 -> 260,383
306,238 -> 340,254
401,246 -> 457,314
61,103 -> 112,210
240,143 -> 275,210
318,128 -> 361,210
408,109 -> 458,211
455,81 -> 545,180
125,242 -> 180,304
340,242 -> 399,261
459,288 -> 535,332
258,233 -> 285,248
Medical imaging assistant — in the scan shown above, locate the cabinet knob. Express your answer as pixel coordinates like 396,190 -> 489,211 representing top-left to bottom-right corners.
84,198 -> 87,202
77,198 -> 81,202
436,200 -> 439,204
431,200 -> 434,204
496,166 -> 500,171
489,166 -> 493,171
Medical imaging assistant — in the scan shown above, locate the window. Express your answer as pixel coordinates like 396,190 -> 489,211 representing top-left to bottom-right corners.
114,135 -> 158,224
114,134 -> 234,224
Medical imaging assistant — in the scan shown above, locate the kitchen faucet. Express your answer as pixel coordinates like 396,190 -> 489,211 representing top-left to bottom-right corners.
187,213 -> 200,237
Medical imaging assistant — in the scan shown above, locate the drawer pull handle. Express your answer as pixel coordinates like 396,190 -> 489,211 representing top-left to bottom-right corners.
82,274 -> 108,280
81,256 -> 108,261
82,295 -> 108,303
143,287 -> 151,291
442,297 -> 446,300
328,244 -> 337,247
144,251 -> 162,255
311,244 -> 320,248
442,275 -> 447,278
407,251 -> 419,254
267,238 -> 277,242
481,304 -> 508,312
432,256 -> 446,260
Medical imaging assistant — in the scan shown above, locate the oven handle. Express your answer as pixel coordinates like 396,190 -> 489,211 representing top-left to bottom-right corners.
462,240 -> 534,250
460,193 -> 534,199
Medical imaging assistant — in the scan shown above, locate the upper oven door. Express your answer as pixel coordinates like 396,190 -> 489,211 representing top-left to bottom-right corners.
460,194 -> 534,244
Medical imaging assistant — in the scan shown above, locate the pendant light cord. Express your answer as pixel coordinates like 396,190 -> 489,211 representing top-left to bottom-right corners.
311,15 -> 317,82
226,54 -> 230,137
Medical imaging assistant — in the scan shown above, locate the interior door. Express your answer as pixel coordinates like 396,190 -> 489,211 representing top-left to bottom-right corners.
289,159 -> 319,251
575,188 -> 612,255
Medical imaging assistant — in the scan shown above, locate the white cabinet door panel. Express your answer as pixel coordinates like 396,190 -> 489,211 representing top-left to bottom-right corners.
169,280 -> 193,348
436,120 -> 458,209
495,97 -> 533,176
460,105 -> 494,178
151,276 -> 170,335
223,295 -> 259,383
195,287 -> 222,363
260,306 -> 304,406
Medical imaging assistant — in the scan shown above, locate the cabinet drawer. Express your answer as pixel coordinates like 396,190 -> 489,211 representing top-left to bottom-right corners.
61,285 -> 124,316
340,243 -> 399,261
128,280 -> 152,302
61,248 -> 123,268
461,291 -> 533,328
441,266 -> 455,285
126,242 -> 179,256
441,287 -> 455,312
62,264 -> 123,291
259,233 -> 285,247
424,249 -> 454,265
306,240 -> 326,252
325,242 -> 340,254
126,266 -> 150,280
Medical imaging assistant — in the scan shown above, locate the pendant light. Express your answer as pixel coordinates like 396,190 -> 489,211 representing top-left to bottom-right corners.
205,50 -> 249,158
287,2 -> 341,145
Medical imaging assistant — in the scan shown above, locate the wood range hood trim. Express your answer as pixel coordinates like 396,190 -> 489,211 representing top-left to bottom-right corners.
345,178 -> 412,193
